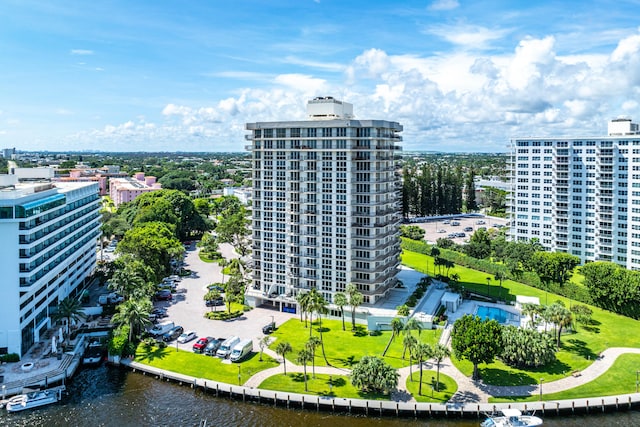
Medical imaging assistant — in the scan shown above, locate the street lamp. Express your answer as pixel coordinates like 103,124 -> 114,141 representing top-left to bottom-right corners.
329,375 -> 333,394
238,365 -> 241,385
539,378 -> 544,401
636,371 -> 639,393
176,340 -> 179,352
486,277 -> 491,297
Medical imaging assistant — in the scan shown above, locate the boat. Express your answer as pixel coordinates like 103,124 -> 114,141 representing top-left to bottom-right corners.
481,409 -> 543,426
5,385 -> 65,413
83,340 -> 106,365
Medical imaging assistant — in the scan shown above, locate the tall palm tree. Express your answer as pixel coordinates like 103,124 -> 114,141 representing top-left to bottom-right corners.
402,318 -> 423,359
382,317 -> 405,356
112,298 -> 152,342
346,283 -> 364,331
494,271 -> 506,300
413,342 -> 433,396
546,303 -> 573,348
306,336 -> 321,378
296,292 -> 312,327
429,246 -> 440,275
52,297 -> 85,336
431,343 -> 450,391
296,348 -> 313,391
402,334 -> 417,361
275,341 -> 292,375
521,303 -> 541,329
310,290 -> 331,366
334,292 -> 348,331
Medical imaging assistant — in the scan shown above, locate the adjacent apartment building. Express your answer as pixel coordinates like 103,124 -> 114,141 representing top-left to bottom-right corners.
245,97 -> 402,312
109,172 -> 162,207
0,171 -> 100,355
509,117 -> 640,268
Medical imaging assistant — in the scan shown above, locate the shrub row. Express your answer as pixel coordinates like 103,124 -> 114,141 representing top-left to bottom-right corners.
204,310 -> 243,321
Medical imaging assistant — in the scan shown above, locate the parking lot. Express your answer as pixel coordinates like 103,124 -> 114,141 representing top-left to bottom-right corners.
153,242 -> 295,353
412,215 -> 509,244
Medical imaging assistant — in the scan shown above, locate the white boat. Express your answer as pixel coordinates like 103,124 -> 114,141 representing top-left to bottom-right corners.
481,409 -> 543,426
83,340 -> 105,365
5,386 -> 65,413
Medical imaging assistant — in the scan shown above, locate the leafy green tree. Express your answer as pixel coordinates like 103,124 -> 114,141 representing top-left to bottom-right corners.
451,315 -> 503,380
216,208 -> 251,256
396,304 -> 410,317
545,303 -> 573,347
531,252 -> 580,288
350,356 -> 398,394
334,292 -> 348,331
382,317 -> 404,356
258,336 -> 270,362
346,283 -> 364,331
193,198 -> 211,216
400,225 -> 425,241
500,326 -> 556,368
581,261 -> 640,318
570,304 -> 593,328
464,169 -> 477,212
109,255 -> 155,299
412,342 -> 433,395
431,343 -> 450,391
52,297 -> 85,336
112,298 -> 152,342
465,228 -> 492,259
275,341 -> 292,375
204,289 -> 221,311
224,275 -> 244,313
296,348 -> 313,391
117,221 -> 183,282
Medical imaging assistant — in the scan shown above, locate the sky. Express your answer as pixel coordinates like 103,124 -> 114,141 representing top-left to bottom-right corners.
1,0 -> 640,153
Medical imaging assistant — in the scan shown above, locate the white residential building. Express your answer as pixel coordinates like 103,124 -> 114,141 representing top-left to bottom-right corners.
509,117 -> 640,268
245,97 -> 403,312
0,173 -> 100,356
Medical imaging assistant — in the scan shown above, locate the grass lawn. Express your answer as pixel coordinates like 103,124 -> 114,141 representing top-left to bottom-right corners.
135,344 -> 278,384
490,354 -> 640,402
258,372 -> 389,400
401,250 -> 640,386
405,370 -> 457,402
198,252 -> 220,263
270,318 -> 442,369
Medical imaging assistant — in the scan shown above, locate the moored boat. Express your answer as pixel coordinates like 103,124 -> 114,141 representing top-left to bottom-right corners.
83,340 -> 106,365
5,385 -> 65,413
481,408 -> 543,426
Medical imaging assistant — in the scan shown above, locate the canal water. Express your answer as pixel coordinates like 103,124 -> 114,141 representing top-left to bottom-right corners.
1,365 -> 640,426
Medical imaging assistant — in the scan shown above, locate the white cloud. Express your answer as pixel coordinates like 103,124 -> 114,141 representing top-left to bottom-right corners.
429,0 -> 459,11
427,24 -> 510,50
70,49 -> 94,55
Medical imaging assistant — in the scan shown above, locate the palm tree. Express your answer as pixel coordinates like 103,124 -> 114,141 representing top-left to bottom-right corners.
346,283 -> 364,331
382,317 -> 405,356
219,258 -> 229,283
258,336 -> 270,362
310,290 -> 331,366
431,343 -> 450,392
306,336 -> 321,378
413,342 -> 433,395
112,298 -> 152,342
296,292 -> 312,327
521,303 -> 541,329
494,271 -> 506,300
275,341 -> 292,375
296,348 -> 313,391
401,318 -> 422,359
546,303 -> 573,348
402,334 -> 417,361
52,297 -> 85,336
334,292 -> 348,331
429,246 -> 440,275
203,289 -> 221,311
396,304 -> 410,317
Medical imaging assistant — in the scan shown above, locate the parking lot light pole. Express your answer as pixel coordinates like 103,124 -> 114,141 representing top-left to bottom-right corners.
238,365 -> 241,385
539,378 -> 544,401
636,371 -> 639,393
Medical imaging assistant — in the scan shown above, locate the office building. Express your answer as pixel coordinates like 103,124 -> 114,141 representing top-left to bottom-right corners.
0,172 -> 101,355
245,97 -> 403,312
509,117 -> 640,268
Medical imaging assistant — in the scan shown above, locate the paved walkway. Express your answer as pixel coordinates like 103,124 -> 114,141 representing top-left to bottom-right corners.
241,346 -> 640,403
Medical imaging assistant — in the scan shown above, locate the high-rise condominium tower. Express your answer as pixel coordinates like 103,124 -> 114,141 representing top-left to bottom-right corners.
245,97 -> 402,312
509,117 -> 640,269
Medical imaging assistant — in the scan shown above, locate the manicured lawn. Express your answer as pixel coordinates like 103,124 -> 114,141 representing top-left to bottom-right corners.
270,318 -> 442,369
135,344 -> 278,384
401,250 -> 640,386
405,370 -> 457,402
490,354 -> 640,402
259,372 -> 389,400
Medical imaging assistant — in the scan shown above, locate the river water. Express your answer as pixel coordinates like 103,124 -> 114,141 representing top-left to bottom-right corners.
2,365 -> 640,427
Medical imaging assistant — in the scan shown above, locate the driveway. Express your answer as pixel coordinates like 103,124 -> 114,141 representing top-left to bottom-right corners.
157,241 -> 295,351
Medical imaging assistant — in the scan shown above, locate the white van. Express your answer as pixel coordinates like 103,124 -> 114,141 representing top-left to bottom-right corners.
148,321 -> 175,337
216,336 -> 240,358
230,339 -> 253,362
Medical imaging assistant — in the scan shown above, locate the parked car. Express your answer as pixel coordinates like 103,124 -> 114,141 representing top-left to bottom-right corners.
207,284 -> 224,292
154,290 -> 173,301
162,326 -> 184,342
98,293 -> 124,305
437,229 -> 446,233
230,339 -> 253,362
204,338 -> 224,356
193,336 -> 214,353
457,232 -> 466,238
476,220 -> 486,225
205,297 -> 224,307
169,275 -> 182,282
216,336 -> 240,358
443,220 -> 450,224
451,221 -> 460,226
262,322 -> 276,334
464,226 -> 473,232
177,331 -> 197,344
149,321 -> 175,337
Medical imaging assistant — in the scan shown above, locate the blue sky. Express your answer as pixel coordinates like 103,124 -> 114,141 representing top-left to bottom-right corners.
1,0 -> 640,152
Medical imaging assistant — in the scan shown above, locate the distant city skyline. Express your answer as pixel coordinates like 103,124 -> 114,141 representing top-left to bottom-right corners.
1,0 -> 639,153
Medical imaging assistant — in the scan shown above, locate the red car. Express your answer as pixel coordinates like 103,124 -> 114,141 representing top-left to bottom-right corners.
193,336 -> 214,353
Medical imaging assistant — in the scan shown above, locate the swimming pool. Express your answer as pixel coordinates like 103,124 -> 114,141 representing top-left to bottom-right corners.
475,305 -> 519,324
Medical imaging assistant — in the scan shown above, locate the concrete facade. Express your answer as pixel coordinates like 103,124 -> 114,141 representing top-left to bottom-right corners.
109,172 -> 162,207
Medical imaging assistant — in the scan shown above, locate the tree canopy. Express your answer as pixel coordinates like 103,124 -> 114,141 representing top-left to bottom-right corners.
350,356 -> 398,394
451,315 -> 503,380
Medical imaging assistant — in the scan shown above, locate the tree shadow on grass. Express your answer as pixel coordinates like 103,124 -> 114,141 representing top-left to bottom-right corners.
563,338 -> 598,360
479,368 -> 539,386
136,345 -> 170,362
579,318 -> 601,334
336,354 -> 358,368
352,325 -> 368,337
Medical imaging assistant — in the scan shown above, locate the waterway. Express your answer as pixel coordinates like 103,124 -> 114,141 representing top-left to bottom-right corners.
2,365 -> 640,426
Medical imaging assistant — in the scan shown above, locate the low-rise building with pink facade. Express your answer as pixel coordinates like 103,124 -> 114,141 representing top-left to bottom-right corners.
109,172 -> 162,207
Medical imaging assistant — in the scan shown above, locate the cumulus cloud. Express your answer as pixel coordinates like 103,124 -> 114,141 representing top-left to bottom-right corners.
427,24 -> 510,50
